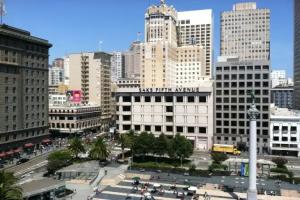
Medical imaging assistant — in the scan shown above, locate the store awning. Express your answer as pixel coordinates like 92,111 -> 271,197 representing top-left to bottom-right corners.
0,153 -> 6,158
6,150 -> 14,155
24,143 -> 34,148
14,148 -> 22,153
42,139 -> 51,144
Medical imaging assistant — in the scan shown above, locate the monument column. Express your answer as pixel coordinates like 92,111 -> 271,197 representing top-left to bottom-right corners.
247,100 -> 259,200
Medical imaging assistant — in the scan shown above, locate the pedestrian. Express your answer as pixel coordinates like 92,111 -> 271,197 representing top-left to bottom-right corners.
204,191 -> 207,199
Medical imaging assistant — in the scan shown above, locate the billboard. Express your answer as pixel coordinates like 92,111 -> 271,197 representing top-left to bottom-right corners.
66,90 -> 81,103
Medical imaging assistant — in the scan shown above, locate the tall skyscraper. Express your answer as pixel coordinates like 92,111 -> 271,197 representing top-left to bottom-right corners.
66,52 -> 112,129
111,52 -> 124,82
124,41 -> 142,79
294,0 -> 300,109
214,58 -> 270,154
140,0 -> 213,88
141,0 -> 178,88
177,9 -> 213,77
49,66 -> 64,86
220,2 -> 270,61
0,24 -> 52,151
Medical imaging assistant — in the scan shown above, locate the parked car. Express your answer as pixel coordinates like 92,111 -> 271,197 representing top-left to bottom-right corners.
16,158 -> 30,165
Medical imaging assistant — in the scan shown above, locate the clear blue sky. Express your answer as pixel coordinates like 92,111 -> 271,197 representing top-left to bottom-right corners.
3,0 -> 294,77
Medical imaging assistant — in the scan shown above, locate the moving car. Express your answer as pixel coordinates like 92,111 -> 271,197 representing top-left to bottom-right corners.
16,158 -> 30,165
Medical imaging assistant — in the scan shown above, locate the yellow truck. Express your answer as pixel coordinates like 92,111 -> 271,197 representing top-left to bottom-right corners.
212,144 -> 241,155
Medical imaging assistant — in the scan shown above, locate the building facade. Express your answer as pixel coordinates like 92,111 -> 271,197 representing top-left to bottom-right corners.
0,24 -> 52,151
294,0 -> 300,109
177,9 -> 213,77
49,105 -> 101,135
116,83 -> 214,150
116,78 -> 141,88
49,66 -> 64,86
214,58 -> 271,154
270,106 -> 300,157
124,41 -> 142,79
271,86 -> 294,109
111,52 -> 124,82
65,52 -> 112,129
140,1 -> 213,88
220,2 -> 270,61
49,94 -> 67,106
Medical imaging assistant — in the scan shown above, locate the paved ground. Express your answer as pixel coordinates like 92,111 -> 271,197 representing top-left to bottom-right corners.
93,170 -> 300,200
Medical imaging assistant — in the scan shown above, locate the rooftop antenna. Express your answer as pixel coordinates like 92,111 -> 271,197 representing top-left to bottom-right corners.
98,41 -> 103,52
0,0 -> 6,24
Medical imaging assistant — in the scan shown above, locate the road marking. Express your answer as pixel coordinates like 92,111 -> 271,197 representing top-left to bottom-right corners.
123,179 -> 188,188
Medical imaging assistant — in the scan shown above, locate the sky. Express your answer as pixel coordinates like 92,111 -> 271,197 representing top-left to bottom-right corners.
3,0 -> 294,77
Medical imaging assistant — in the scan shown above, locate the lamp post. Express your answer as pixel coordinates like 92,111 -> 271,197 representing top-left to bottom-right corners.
247,92 -> 259,200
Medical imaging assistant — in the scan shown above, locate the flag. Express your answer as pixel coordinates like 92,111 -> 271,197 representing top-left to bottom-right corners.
0,0 -> 6,16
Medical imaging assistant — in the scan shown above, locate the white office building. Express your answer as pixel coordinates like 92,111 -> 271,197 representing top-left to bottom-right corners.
116,81 -> 214,151
270,105 -> 300,157
49,67 -> 64,86
111,52 -> 124,82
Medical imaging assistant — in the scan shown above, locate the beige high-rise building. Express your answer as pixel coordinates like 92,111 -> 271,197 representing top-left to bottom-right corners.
221,2 -> 270,61
141,0 -> 178,88
140,0 -> 213,88
177,10 -> 213,77
66,52 -> 112,129
0,24 -> 52,151
124,41 -> 142,79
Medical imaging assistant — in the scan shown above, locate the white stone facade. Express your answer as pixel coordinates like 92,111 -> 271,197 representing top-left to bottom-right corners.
116,82 -> 214,151
270,106 -> 300,157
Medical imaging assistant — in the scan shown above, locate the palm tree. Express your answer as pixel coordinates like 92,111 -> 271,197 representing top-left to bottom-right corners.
0,171 -> 23,200
118,134 -> 131,160
89,137 -> 110,162
68,137 -> 85,159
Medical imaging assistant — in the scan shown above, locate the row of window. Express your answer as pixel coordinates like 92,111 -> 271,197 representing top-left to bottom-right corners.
216,65 -> 269,71
273,136 -> 297,142
121,124 -> 207,134
273,126 -> 297,132
216,89 -> 269,95
216,82 -> 269,88
216,105 -> 269,111
216,97 -> 269,104
216,128 -> 268,135
216,113 -> 268,119
120,96 -> 207,103
216,136 -> 268,143
50,120 -> 100,129
0,129 -> 46,142
216,121 -> 269,127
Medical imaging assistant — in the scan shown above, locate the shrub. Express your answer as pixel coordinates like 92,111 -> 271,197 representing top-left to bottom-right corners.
272,157 -> 288,168
208,162 -> 228,172
211,152 -> 228,164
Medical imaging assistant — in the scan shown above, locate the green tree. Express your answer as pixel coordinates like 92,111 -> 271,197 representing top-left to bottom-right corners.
0,171 -> 23,200
272,157 -> 288,169
89,137 -> 110,162
68,137 -> 85,159
47,150 -> 72,174
154,133 -> 168,157
211,152 -> 228,164
133,132 -> 155,158
167,133 -> 193,167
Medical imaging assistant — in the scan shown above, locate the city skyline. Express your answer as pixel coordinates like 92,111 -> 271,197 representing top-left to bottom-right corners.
3,0 -> 294,76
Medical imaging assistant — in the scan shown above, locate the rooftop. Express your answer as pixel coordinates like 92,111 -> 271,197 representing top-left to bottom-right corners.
20,178 -> 64,197
270,105 -> 300,118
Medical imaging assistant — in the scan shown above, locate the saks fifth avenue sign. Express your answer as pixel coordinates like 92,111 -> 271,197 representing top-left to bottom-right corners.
139,88 -> 202,93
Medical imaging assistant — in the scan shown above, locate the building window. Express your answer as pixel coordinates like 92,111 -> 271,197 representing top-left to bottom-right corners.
134,125 -> 140,131
188,127 -> 194,133
166,126 -> 173,132
123,125 -> 131,130
155,96 -> 161,102
144,96 -> 151,102
123,106 -> 131,112
134,96 -> 140,102
165,96 -> 173,102
123,115 -> 131,121
199,96 -> 206,102
177,126 -> 183,132
123,96 -> 131,102
199,127 -> 206,134
145,125 -> 151,132
177,96 -> 183,102
155,126 -> 161,132
166,116 -> 173,122
188,96 -> 194,102
282,137 -> 288,141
